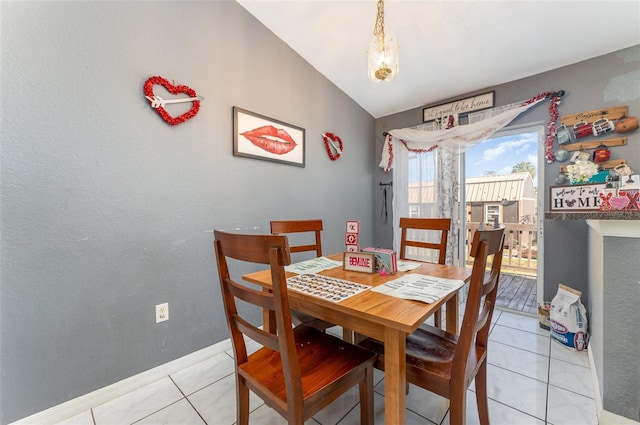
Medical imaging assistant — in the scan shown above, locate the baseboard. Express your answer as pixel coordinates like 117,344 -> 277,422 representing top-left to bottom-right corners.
588,349 -> 603,418
10,339 -> 232,425
600,411 -> 640,425
588,349 -> 640,425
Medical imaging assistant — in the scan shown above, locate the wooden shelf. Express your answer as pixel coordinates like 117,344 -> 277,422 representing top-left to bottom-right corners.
561,137 -> 627,151
561,105 -> 628,127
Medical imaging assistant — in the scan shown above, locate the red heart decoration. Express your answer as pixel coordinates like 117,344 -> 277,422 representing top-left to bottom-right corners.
323,132 -> 343,161
144,76 -> 200,126
609,196 -> 630,210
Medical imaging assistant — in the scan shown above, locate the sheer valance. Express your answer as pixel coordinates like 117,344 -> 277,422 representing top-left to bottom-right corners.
380,91 -> 562,172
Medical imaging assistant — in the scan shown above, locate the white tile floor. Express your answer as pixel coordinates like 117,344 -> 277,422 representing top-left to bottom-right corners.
54,308 -> 598,425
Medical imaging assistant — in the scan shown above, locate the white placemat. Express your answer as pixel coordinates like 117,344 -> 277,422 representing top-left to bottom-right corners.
371,273 -> 464,304
285,256 -> 342,274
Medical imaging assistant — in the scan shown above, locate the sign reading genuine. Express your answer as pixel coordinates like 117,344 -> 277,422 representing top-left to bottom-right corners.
343,251 -> 376,273
549,183 -> 607,211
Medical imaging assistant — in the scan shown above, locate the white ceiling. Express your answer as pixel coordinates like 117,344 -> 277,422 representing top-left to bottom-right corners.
236,0 -> 640,118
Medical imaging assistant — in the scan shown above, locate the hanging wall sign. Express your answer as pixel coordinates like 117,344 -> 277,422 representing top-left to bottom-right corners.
144,76 -> 203,126
423,91 -> 494,123
549,183 -> 607,211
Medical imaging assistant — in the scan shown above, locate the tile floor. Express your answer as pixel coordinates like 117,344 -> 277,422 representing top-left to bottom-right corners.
54,308 -> 597,425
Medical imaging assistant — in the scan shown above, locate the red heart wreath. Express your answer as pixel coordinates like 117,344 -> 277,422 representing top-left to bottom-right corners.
322,132 -> 343,161
143,76 -> 201,126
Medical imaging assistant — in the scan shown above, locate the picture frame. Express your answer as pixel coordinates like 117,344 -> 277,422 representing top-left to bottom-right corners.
233,106 -> 305,167
422,91 -> 495,123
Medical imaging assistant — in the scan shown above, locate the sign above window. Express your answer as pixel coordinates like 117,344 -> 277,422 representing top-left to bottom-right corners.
423,91 -> 495,123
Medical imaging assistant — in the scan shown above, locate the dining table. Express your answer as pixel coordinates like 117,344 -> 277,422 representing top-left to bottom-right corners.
242,252 -> 472,425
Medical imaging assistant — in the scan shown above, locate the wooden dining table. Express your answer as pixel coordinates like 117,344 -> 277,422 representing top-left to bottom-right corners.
242,253 -> 472,425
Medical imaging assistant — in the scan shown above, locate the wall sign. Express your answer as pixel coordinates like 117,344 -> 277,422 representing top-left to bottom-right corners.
549,183 -> 607,211
423,91 -> 494,123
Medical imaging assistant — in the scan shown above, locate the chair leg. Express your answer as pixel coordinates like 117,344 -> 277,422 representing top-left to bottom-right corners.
448,384 -> 467,425
236,377 -> 250,425
434,309 -> 442,329
475,361 -> 490,425
359,366 -> 374,425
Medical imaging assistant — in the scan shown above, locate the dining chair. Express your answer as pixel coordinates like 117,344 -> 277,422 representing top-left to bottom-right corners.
399,217 -> 451,328
214,230 -> 375,425
270,219 -> 335,332
359,224 -> 505,425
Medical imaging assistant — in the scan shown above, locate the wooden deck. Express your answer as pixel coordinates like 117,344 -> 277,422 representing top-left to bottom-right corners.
495,272 -> 537,315
462,272 -> 538,315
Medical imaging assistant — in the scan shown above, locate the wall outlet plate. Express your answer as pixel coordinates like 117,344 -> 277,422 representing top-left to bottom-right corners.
155,303 -> 169,323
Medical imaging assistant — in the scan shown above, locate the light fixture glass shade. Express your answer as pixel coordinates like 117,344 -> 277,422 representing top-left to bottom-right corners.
368,34 -> 399,82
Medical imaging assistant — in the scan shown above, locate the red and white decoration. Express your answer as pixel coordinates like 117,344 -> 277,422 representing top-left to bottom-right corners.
144,76 -> 202,126
323,132 -> 343,160
380,91 -> 562,172
345,220 -> 360,252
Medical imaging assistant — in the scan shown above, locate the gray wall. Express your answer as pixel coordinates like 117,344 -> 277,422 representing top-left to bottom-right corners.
0,2 -> 375,423
373,46 -> 640,307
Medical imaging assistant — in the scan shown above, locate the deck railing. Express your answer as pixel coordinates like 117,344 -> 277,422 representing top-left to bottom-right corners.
465,222 -> 538,274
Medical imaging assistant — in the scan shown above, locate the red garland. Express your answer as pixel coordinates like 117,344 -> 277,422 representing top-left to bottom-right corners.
143,76 -> 201,126
519,91 -> 560,163
323,132 -> 343,160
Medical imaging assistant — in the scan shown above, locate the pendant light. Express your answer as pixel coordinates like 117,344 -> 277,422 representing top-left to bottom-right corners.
368,0 -> 399,82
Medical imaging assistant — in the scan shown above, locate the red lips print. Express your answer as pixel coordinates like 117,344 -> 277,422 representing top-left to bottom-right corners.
143,76 -> 200,126
241,126 -> 297,155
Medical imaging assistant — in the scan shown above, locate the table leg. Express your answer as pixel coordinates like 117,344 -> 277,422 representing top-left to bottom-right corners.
384,327 -> 407,425
445,290 -> 459,334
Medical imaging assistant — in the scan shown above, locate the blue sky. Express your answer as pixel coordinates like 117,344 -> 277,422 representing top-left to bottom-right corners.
465,131 -> 539,179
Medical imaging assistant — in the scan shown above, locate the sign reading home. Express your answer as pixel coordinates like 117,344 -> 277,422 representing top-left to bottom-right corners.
549,184 -> 607,211
423,91 -> 494,122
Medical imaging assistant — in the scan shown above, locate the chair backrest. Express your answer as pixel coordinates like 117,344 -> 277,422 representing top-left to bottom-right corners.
270,219 -> 323,257
453,225 -> 505,379
399,217 -> 451,264
213,230 -> 304,409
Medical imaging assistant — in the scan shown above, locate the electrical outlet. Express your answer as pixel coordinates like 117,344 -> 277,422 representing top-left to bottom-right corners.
156,303 -> 169,323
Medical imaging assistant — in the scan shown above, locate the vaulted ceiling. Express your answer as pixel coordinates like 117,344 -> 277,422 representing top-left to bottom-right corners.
237,0 -> 640,118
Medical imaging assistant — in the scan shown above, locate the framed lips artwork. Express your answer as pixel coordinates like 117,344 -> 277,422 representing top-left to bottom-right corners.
233,107 -> 305,167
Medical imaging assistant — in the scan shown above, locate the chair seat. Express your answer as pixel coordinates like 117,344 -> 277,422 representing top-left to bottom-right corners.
241,325 -> 376,402
358,324 -> 485,394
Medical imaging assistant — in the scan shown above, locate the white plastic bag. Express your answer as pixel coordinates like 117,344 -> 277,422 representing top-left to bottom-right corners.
550,284 -> 588,351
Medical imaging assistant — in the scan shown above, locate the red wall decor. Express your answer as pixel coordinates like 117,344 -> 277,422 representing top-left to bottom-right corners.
322,132 -> 343,160
143,76 -> 202,126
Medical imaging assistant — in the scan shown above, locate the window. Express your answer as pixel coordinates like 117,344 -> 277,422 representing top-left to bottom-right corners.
485,204 -> 500,224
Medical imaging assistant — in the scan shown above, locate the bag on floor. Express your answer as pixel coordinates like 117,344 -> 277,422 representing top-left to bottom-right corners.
550,284 -> 588,351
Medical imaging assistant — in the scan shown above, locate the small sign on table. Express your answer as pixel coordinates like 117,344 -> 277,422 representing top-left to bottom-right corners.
343,251 -> 376,273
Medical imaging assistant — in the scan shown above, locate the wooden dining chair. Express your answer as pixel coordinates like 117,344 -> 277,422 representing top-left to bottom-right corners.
359,224 -> 505,425
214,230 -> 375,425
270,219 -> 323,257
270,219 -> 335,332
399,217 -> 451,328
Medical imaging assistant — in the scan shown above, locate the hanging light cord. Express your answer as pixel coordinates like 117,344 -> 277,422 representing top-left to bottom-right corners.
374,0 -> 385,40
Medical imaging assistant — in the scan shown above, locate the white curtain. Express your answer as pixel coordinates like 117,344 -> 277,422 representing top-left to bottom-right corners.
380,97 -> 547,173
384,93 -> 559,265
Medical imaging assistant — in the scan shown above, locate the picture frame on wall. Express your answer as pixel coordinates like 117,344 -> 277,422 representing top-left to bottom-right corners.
233,106 -> 305,167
